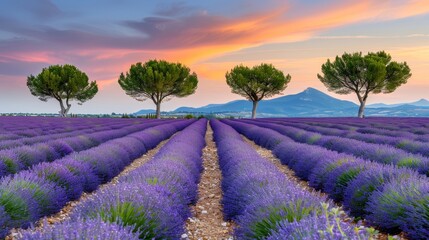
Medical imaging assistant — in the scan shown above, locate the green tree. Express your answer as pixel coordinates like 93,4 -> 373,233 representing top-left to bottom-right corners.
27,64 -> 98,117
318,51 -> 411,118
118,60 -> 198,119
226,63 -> 291,118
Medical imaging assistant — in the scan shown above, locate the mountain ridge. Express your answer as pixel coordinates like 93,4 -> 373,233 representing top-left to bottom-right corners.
135,88 -> 429,117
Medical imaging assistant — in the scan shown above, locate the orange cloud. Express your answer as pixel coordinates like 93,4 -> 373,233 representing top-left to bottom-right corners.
0,51 -> 60,63
153,0 -> 429,67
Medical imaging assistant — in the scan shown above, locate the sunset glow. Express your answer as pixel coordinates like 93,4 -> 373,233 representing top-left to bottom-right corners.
0,0 -> 428,114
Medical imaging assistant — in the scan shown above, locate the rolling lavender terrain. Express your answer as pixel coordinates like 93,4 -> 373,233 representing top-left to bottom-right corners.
0,116 -> 428,239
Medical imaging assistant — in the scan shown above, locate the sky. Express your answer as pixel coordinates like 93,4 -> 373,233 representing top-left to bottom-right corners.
0,0 -> 428,114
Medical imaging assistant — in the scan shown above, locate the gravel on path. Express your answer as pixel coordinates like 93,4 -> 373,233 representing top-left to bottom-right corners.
184,124 -> 234,240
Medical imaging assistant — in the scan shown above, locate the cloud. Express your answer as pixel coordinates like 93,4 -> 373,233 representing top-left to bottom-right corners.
1,0 -> 429,100
0,0 -> 62,21
154,1 -> 193,17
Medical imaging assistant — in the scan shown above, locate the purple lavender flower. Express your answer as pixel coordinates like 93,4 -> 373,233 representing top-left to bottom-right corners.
13,146 -> 47,169
0,151 -> 20,176
31,162 -> 83,200
32,143 -> 60,163
0,206 -> 11,238
71,183 -> 183,239
0,171 -> 67,236
343,164 -> 419,217
234,186 -> 325,239
323,160 -> 367,202
47,140 -> 74,157
113,137 -> 147,159
366,174 -> 429,238
267,213 -> 371,240
308,157 -> 356,190
60,158 -> 100,192
17,218 -> 140,240
121,161 -> 197,213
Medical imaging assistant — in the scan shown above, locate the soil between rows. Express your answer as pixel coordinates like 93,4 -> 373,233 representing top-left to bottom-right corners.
185,124 -> 234,240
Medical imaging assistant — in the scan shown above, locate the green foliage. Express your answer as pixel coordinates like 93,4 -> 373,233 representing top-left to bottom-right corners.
397,157 -> 421,168
121,113 -> 135,118
0,190 -> 29,222
184,114 -> 194,119
27,64 -> 98,117
317,51 -> 411,117
226,63 -> 290,101
97,202 -> 158,239
118,60 -> 198,118
333,168 -> 363,201
249,200 -> 316,239
318,51 -> 410,96
307,134 -> 321,144
226,63 -> 290,118
1,157 -> 19,174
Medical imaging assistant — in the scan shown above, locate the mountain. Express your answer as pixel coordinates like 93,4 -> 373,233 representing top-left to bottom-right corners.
363,104 -> 429,117
410,99 -> 429,107
173,87 -> 358,117
134,88 -> 429,117
134,109 -> 155,115
367,99 -> 429,108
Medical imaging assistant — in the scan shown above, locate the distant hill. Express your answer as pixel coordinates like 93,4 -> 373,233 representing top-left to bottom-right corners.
367,99 -> 429,108
174,87 -> 358,116
134,88 -> 429,117
134,109 -> 155,115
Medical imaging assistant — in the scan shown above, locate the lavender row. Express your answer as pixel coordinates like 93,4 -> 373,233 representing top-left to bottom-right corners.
223,119 -> 429,239
267,119 -> 429,143
243,119 -> 429,176
0,116 -> 140,140
211,120 -> 372,239
0,119 -> 177,178
279,117 -> 429,128
277,118 -> 429,138
19,119 -> 207,239
262,119 -> 429,157
0,120 -> 193,238
272,118 -> 429,137
0,120 -> 146,150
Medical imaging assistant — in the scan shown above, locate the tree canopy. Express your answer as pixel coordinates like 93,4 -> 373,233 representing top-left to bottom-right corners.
27,64 -> 98,117
118,60 -> 198,119
317,51 -> 411,118
226,63 -> 291,118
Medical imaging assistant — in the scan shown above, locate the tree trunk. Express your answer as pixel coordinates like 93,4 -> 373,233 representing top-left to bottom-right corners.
251,101 -> 259,119
358,102 -> 365,118
156,102 -> 161,119
357,99 -> 366,118
58,100 -> 71,117
355,92 -> 368,118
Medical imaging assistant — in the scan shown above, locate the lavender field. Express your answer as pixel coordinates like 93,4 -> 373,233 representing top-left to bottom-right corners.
0,116 -> 428,239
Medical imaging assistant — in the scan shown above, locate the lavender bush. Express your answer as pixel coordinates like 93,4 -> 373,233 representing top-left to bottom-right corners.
0,120 -> 194,237
212,120 -> 370,239
17,218 -> 140,240
267,204 -> 374,240
71,183 -> 182,239
224,119 -> 429,239
343,165 -> 419,217
366,175 -> 429,238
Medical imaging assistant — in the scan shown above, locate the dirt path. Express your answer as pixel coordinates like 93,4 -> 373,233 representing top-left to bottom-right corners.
184,124 -> 234,240
7,137 -> 172,239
